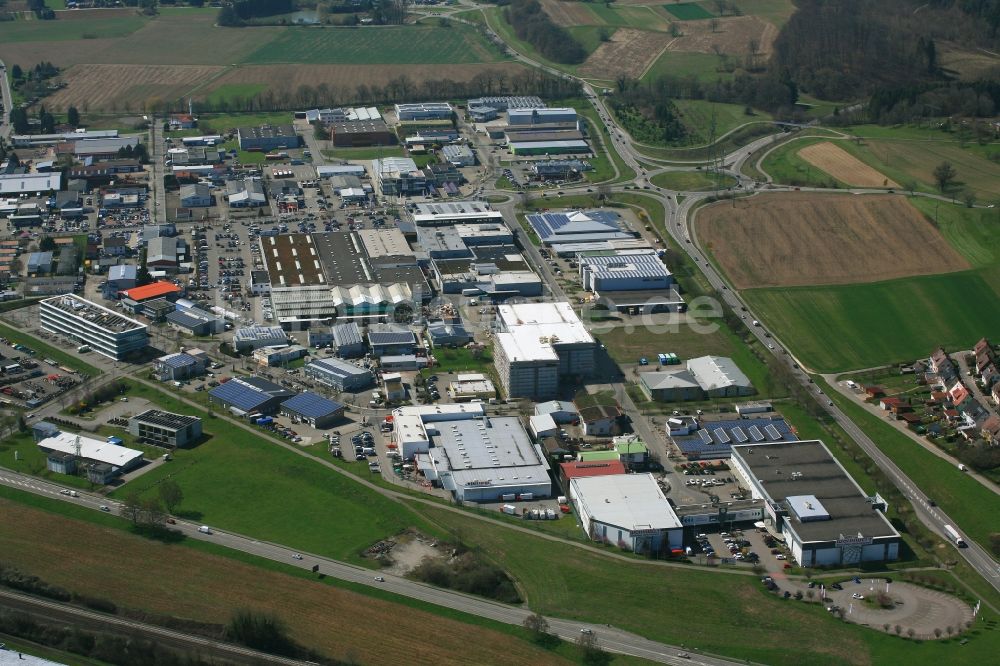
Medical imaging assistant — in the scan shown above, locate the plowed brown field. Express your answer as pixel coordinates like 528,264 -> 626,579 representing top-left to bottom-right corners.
668,15 -> 777,56
0,500 -> 568,666
579,29 -> 674,79
798,142 -> 899,188
698,193 -> 971,288
45,64 -> 223,111
540,0 -> 601,26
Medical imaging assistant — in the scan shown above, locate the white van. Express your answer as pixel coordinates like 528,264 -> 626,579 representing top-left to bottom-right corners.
198,525 -> 212,534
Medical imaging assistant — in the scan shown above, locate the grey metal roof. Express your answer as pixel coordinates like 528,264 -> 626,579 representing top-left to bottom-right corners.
331,321 -> 363,347
307,357 -> 372,379
367,323 -> 416,347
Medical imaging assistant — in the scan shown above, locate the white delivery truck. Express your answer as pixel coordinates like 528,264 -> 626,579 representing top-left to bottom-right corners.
198,525 -> 213,534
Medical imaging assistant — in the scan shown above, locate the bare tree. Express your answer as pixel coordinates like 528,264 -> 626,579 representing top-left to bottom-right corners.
710,17 -> 720,33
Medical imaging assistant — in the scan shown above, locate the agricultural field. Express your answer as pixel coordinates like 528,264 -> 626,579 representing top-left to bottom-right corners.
245,25 -> 504,65
665,15 -> 778,57
578,28 -> 674,80
540,0 -> 604,26
910,198 -> 1000,268
0,500 -> 570,666
0,13 -> 146,42
698,193 -> 970,288
743,265 -> 1000,372
202,83 -> 268,107
798,141 -> 899,188
43,64 -> 224,112
663,2 -> 715,20
674,99 -> 773,144
758,135 -> 849,187
650,170 -> 736,191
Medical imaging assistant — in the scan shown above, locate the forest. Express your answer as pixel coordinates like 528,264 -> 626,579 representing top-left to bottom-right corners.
504,0 -> 588,65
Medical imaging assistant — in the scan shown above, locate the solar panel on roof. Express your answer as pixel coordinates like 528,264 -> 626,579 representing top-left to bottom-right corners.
732,427 -> 748,443
698,429 -> 713,445
281,391 -> 343,418
209,381 -> 270,411
713,428 -> 731,444
749,425 -> 765,442
764,424 -> 781,440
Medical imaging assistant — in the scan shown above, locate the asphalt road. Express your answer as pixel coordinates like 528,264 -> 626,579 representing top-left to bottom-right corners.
0,59 -> 12,140
0,469 -> 742,666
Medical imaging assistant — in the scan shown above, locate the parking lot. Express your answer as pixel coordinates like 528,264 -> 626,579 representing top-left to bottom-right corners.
0,337 -> 86,410
690,525 -> 791,572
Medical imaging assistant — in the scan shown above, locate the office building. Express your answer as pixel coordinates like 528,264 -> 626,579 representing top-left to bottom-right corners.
153,351 -> 207,382
39,294 -> 148,360
128,409 -> 202,448
395,102 -> 454,121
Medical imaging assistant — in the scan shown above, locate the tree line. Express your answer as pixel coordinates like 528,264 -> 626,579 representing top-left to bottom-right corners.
504,0 -> 587,65
217,0 -> 295,26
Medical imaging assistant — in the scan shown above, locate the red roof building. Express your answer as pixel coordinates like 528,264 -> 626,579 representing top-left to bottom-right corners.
122,280 -> 181,302
559,460 -> 626,482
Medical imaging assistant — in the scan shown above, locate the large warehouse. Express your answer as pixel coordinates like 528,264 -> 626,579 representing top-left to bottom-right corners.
392,406 -> 551,502
38,430 -> 144,483
237,125 -> 300,151
639,355 -> 754,401
395,102 -> 454,121
493,302 -> 595,399
279,391 -> 345,428
570,473 -> 683,554
304,357 -> 375,392
40,294 -> 149,360
730,440 -> 901,566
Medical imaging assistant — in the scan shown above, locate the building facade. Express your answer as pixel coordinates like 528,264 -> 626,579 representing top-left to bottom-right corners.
40,294 -> 148,360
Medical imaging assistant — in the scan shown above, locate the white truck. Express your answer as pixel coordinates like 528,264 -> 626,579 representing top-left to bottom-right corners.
943,524 -> 967,548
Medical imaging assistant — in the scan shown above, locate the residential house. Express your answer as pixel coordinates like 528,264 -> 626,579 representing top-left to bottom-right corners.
929,347 -> 958,381
982,416 -> 1000,444
974,337 -> 992,357
879,397 -> 903,411
578,404 -> 621,437
992,382 -> 1000,407
864,385 -> 886,399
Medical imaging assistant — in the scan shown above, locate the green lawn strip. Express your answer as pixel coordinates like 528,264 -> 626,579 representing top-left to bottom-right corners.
322,146 -> 405,161
107,380 -> 444,565
909,198 -> 1000,268
673,99 -> 773,146
424,346 -> 494,374
635,121 -> 780,162
0,320 -> 100,376
662,2 -> 715,20
197,112 -> 291,134
222,139 -> 267,165
245,24 -> 504,65
817,376 -> 1000,552
651,170 -> 736,191
202,83 -> 267,106
742,268 -> 1000,373
640,51 -> 733,84
410,503 -> 992,666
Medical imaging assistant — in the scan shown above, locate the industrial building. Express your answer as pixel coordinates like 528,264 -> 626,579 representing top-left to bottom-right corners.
330,119 -> 396,148
531,159 -> 592,180
279,391 -> 345,428
166,307 -> 226,336
252,344 -> 307,367
304,357 -> 375,392
0,172 -> 62,196
328,321 -> 366,358
179,183 -> 212,207
441,144 -> 476,167
508,108 -> 578,126
373,157 -> 426,196
208,376 -> 296,416
367,323 -> 417,357
226,179 -> 267,207
579,250 -> 673,293
233,325 -> 288,352
570,474 -> 683,554
153,351 -> 207,382
121,281 -> 182,304
730,440 -> 901,566
127,409 -> 202,448
270,286 -> 338,330
26,251 -> 54,275
39,294 -> 148,360
259,233 -> 327,288
237,125 -> 301,151
391,406 -> 550,502
410,200 -> 504,227
493,302 -> 595,399
671,416 -> 797,460
431,244 -> 541,297
447,373 -> 496,402
395,102 -> 454,121
639,355 -> 755,401
38,430 -> 144,483
509,140 -> 590,156
527,210 -> 635,247
467,96 -> 544,111
304,106 -> 381,123
426,319 -> 473,348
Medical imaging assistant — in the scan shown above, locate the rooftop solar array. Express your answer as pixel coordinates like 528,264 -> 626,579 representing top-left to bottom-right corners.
765,424 -> 781,440
281,391 -> 344,419
159,352 -> 197,369
674,418 -> 798,458
732,426 -> 748,443
749,425 -> 765,442
713,428 -> 731,444
209,377 -> 292,411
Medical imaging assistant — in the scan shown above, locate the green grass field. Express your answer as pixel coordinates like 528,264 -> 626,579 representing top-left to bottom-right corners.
202,83 -> 267,106
590,3 -> 671,30
425,346 -> 494,374
910,198 -> 1000,268
663,2 -> 715,20
759,135 -> 850,188
245,25 -> 503,64
651,169 -> 737,191
108,381 -> 439,565
0,14 -> 147,42
199,111 -> 291,133
565,25 -> 607,57
0,320 -> 100,376
641,50 -> 731,83
674,99 -> 773,144
744,266 -> 1000,372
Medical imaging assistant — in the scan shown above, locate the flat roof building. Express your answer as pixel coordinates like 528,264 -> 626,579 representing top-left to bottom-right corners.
304,357 -> 375,393
441,144 -> 476,167
40,294 -> 148,360
128,409 -> 202,448
0,172 -> 62,195
405,413 -> 551,502
730,440 -> 901,567
233,325 -> 287,352
447,373 -> 496,402
38,430 -> 144,477
237,125 -> 300,151
153,351 -> 207,382
260,233 -> 327,287
411,200 -> 503,227
509,140 -> 591,156
494,302 -> 595,399
672,417 -> 797,460
357,228 -> 411,259
395,102 -> 454,121
508,107 -> 578,126
579,250 -> 673,293
570,473 -> 683,554
373,157 -> 425,196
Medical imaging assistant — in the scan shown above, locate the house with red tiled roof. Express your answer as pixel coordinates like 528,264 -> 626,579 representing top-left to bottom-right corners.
879,397 -> 904,411
865,385 -> 886,399
900,412 -> 924,426
974,337 -> 992,356
982,416 -> 1000,444
992,382 -> 1000,407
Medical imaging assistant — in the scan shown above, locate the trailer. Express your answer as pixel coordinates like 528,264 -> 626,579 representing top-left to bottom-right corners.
943,524 -> 967,547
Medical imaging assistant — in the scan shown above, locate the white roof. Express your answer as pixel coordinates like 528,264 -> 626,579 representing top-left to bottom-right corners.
495,302 -> 593,362
572,474 -> 682,531
39,431 -> 144,468
640,369 -> 700,391
687,355 -> 752,390
529,413 -> 558,434
0,172 -> 62,194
